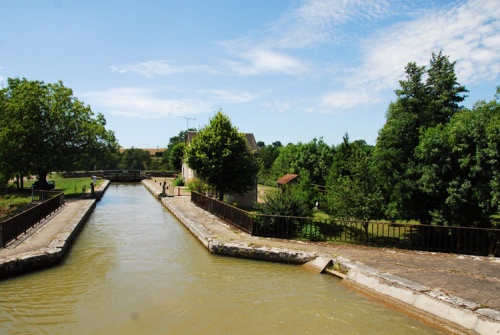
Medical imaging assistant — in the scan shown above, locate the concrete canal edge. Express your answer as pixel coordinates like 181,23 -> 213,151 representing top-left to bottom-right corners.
142,180 -> 500,335
330,258 -> 500,335
0,180 -> 110,278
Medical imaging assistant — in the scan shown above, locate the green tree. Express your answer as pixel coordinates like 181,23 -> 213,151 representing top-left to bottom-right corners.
169,142 -> 185,172
119,148 -> 151,170
186,111 -> 259,201
161,128 -> 195,170
326,135 -> 382,220
416,88 -> 500,227
259,141 -> 282,170
257,141 -> 282,182
270,138 -> 334,186
372,53 -> 467,222
0,78 -> 120,189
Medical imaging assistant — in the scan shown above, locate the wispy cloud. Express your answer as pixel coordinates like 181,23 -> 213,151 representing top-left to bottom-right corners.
199,89 -> 258,104
110,60 -> 217,77
270,0 -> 392,49
260,100 -> 293,113
219,0 -> 392,76
82,87 -> 259,118
223,49 -> 309,76
82,87 -> 209,118
320,0 -> 500,112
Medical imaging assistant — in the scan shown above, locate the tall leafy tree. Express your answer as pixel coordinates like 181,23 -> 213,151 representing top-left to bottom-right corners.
372,62 -> 428,221
169,142 -> 185,171
161,128 -> 195,170
416,88 -> 500,227
326,135 -> 382,220
372,53 -> 467,222
258,141 -> 282,171
186,111 -> 259,201
425,51 -> 467,126
270,138 -> 334,186
257,141 -> 282,182
0,78 -> 120,188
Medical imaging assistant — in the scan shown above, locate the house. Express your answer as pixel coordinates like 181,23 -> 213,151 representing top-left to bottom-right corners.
182,131 -> 259,208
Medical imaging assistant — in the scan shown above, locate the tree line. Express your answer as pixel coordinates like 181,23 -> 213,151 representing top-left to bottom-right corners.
1,52 -> 498,229
257,52 -> 499,229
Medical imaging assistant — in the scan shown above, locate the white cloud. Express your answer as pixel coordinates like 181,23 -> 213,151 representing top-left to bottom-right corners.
261,100 -> 293,113
224,49 -> 309,76
320,0 -> 500,112
219,0 -> 392,76
110,60 -> 217,77
199,89 -> 258,104
277,0 -> 391,48
320,89 -> 381,111
82,87 -> 259,118
82,87 -> 209,118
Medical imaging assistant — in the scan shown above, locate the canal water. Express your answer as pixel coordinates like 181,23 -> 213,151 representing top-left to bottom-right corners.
0,184 -> 447,334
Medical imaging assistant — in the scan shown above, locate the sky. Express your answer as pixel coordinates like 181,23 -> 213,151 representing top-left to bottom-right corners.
1,0 -> 499,149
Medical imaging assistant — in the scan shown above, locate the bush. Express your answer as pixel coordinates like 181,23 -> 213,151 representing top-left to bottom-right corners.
300,224 -> 325,241
173,178 -> 185,187
255,174 -> 315,218
186,178 -> 208,192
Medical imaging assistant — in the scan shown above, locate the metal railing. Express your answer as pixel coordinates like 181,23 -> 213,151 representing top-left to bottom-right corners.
191,192 -> 253,233
191,191 -> 500,256
0,192 -> 65,247
254,216 -> 500,256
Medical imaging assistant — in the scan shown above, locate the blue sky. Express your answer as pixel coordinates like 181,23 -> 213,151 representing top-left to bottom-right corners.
1,0 -> 499,149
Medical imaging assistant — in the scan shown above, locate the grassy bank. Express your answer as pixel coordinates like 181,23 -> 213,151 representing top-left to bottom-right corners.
1,174 -> 103,219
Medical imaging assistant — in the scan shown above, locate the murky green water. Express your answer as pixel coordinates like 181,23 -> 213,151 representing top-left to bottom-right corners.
0,184 -> 447,334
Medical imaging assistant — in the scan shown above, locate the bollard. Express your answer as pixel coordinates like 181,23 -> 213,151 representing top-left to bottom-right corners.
178,187 -> 181,196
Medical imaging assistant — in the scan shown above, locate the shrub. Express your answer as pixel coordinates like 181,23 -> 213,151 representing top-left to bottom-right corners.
173,178 -> 185,187
255,173 -> 315,218
186,178 -> 208,192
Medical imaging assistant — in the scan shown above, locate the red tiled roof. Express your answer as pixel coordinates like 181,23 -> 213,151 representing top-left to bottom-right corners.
276,174 -> 299,185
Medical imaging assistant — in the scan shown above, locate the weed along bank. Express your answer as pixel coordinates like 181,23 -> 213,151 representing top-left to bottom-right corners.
143,179 -> 500,335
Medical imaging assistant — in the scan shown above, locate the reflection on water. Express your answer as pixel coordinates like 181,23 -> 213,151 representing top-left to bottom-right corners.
0,184 -> 447,334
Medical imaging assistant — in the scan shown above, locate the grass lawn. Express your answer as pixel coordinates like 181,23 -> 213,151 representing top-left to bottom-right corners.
1,174 -> 103,219
22,173 -> 102,196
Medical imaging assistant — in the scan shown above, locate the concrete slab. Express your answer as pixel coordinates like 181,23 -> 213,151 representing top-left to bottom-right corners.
303,256 -> 333,273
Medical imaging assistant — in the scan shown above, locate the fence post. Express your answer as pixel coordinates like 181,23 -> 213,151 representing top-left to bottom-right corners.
0,223 -> 4,248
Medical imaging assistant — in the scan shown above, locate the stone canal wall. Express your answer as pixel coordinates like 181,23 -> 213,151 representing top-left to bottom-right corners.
0,180 -> 110,278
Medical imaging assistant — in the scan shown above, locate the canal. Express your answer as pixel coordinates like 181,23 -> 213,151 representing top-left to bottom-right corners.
0,184 -> 447,334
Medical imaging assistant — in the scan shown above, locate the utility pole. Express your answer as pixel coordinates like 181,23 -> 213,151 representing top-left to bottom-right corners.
178,116 -> 196,130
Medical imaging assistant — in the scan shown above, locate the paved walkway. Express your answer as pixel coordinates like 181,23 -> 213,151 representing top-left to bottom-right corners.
0,199 -> 95,276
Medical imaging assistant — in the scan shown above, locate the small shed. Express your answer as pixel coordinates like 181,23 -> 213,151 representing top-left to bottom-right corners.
276,174 -> 299,186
